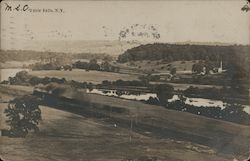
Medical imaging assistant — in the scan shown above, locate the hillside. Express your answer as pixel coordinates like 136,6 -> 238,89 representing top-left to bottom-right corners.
118,43 -> 250,62
1,84 -> 250,161
118,43 -> 248,63
0,99 -> 233,161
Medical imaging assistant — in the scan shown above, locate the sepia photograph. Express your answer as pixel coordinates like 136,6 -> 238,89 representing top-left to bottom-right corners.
0,0 -> 250,161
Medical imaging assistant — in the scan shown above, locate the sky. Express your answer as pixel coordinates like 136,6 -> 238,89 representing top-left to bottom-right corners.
1,0 -> 250,51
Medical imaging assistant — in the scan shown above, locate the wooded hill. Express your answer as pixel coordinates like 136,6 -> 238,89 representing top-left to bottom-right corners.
118,43 -> 250,77
118,43 -> 250,64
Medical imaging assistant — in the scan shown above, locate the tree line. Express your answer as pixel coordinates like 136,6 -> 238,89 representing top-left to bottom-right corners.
118,43 -> 250,63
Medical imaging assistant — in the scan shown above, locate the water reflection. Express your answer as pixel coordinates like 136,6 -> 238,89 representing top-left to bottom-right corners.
87,89 -> 157,101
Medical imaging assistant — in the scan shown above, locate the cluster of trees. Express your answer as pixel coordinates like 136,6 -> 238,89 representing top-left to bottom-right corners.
192,60 -> 217,74
5,71 -> 66,86
146,92 -> 249,125
30,55 -> 72,71
73,59 -> 99,71
183,86 -> 249,100
167,100 -> 249,125
141,83 -> 250,125
4,71 -> 95,91
69,80 -> 94,91
171,73 -> 243,87
30,57 -> 120,73
153,84 -> 174,105
101,79 -> 149,87
8,71 -> 33,85
73,59 -> 120,72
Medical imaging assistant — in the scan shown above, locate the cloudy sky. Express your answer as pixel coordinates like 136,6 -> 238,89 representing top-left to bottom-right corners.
1,0 -> 249,51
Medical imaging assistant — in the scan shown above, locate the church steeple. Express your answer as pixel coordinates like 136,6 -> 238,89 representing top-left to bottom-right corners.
218,60 -> 223,73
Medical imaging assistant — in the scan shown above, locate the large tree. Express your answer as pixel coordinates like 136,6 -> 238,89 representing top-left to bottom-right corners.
155,84 -> 174,105
4,95 -> 41,137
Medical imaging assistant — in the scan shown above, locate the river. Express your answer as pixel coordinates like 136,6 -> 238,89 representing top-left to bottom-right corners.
86,88 -> 250,114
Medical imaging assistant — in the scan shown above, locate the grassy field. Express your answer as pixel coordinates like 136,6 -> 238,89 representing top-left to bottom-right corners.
29,69 -> 138,84
0,60 -> 38,69
0,95 -> 234,161
150,82 -> 223,90
1,85 -> 250,160
116,60 -> 196,74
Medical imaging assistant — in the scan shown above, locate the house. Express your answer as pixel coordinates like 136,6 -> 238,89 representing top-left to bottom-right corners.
151,72 -> 173,81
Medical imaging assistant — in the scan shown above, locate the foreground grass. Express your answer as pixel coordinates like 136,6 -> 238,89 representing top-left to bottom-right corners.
1,102 -> 233,161
1,85 -> 250,160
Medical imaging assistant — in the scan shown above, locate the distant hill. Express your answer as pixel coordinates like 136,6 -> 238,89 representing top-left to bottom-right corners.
0,40 -> 142,63
117,43 -> 250,80
118,43 -> 250,63
174,41 -> 235,46
16,40 -> 142,56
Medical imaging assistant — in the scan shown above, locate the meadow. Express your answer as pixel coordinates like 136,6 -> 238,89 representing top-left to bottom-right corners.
1,85 -> 249,161
29,69 -> 139,84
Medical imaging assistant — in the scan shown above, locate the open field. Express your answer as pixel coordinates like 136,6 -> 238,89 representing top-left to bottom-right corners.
150,82 -> 223,90
0,92 -> 237,161
1,85 -> 250,161
0,101 -> 233,161
116,60 -> 196,74
29,69 -> 139,84
0,60 -> 38,69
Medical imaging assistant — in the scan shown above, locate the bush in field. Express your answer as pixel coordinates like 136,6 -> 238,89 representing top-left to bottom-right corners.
4,96 -> 41,137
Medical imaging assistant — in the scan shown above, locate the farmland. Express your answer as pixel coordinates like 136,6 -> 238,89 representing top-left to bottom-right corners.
29,69 -> 139,84
115,60 -> 195,74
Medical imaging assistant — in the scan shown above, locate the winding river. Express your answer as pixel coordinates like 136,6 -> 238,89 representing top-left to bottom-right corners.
86,88 -> 250,114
